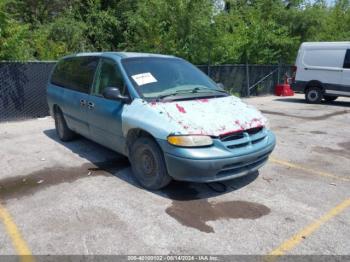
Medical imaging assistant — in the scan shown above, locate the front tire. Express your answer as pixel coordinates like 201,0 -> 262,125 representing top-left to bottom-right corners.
305,87 -> 323,103
130,137 -> 172,190
54,108 -> 77,141
324,95 -> 338,102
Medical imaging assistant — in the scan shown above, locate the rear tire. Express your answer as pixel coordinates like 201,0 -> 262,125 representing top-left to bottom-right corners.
54,108 -> 77,141
130,137 -> 172,190
323,95 -> 338,102
305,87 -> 322,103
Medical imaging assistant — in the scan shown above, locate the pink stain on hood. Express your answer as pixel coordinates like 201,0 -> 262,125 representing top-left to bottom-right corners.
176,103 -> 186,113
234,120 -> 245,130
198,98 -> 209,103
249,118 -> 263,128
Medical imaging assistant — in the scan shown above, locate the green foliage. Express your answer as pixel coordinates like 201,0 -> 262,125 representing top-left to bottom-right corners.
1,0 -> 350,63
71,0 -> 121,51
0,0 -> 32,60
32,15 -> 87,60
122,0 -> 215,64
4,0 -> 77,26
212,1 -> 299,64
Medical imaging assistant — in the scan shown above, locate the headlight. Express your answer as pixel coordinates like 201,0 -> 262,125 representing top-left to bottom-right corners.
167,135 -> 213,147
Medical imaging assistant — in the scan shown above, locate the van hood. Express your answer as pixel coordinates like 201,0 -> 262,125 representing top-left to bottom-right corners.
147,96 -> 267,137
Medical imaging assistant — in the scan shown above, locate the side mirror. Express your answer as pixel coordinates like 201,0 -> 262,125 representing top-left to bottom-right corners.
216,82 -> 225,90
102,87 -> 129,103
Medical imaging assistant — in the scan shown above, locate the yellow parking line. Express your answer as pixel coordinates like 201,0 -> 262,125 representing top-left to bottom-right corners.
0,203 -> 34,262
270,157 -> 350,182
268,197 -> 350,257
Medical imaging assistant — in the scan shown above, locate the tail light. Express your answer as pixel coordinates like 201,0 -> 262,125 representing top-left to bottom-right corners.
291,65 -> 297,83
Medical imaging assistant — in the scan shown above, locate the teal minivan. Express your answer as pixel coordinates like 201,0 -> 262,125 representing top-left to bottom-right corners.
47,52 -> 276,190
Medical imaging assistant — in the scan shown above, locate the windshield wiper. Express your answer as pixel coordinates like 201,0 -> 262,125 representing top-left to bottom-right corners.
156,87 -> 228,100
156,88 -> 199,100
198,88 -> 228,94
156,92 -> 184,100
177,87 -> 228,94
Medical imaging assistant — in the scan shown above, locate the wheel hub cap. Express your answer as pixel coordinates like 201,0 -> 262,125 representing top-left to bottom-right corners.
141,151 -> 155,175
308,91 -> 318,100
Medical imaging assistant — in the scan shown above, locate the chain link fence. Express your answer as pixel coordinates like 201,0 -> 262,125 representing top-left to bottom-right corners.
198,64 -> 291,97
0,61 -> 291,122
0,62 -> 56,122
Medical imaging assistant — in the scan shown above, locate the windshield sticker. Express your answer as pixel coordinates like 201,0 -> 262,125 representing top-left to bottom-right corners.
131,73 -> 157,86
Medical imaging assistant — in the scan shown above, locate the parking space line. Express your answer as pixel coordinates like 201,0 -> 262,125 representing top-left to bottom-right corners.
268,197 -> 350,256
270,157 -> 350,182
0,203 -> 34,262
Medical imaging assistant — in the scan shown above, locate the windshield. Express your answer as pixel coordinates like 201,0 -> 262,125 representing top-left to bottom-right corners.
121,57 -> 219,99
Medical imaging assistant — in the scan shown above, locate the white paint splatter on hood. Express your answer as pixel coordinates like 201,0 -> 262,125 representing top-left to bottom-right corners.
144,95 -> 267,137
125,96 -> 267,136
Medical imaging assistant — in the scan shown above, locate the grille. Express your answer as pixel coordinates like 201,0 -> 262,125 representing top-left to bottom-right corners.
246,126 -> 263,135
220,132 -> 244,142
220,126 -> 266,150
220,126 -> 263,141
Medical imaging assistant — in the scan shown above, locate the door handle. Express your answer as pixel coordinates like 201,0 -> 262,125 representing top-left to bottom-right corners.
80,99 -> 87,106
88,101 -> 95,110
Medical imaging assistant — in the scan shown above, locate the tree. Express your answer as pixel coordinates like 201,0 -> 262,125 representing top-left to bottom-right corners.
1,0 -> 350,63
313,0 -> 350,41
123,0 -> 216,64
0,0 -> 32,60
32,14 -> 87,60
71,0 -> 122,51
212,0 -> 298,64
4,0 -> 77,27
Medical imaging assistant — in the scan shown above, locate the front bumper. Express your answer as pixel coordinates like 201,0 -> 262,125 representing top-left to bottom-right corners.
157,129 -> 276,182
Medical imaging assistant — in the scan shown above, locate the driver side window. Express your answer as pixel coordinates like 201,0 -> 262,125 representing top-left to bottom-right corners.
94,58 -> 126,96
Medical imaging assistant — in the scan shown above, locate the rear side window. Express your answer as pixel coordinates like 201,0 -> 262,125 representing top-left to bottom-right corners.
51,56 -> 99,93
343,49 -> 350,69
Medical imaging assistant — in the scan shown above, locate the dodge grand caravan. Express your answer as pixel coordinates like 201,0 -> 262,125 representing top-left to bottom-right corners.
47,52 -> 276,190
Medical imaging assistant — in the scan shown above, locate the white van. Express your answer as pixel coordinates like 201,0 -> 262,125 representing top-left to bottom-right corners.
292,42 -> 350,103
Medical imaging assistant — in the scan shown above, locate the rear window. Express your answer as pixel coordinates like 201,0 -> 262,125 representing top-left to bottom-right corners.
343,49 -> 350,69
51,56 -> 99,93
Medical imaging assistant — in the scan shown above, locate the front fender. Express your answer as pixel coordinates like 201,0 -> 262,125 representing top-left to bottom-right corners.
121,99 -> 178,140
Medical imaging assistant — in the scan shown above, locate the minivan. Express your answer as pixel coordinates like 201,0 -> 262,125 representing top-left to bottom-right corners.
292,42 -> 350,103
47,52 -> 276,190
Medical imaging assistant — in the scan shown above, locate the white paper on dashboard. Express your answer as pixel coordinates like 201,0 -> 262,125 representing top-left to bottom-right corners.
131,73 -> 157,86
